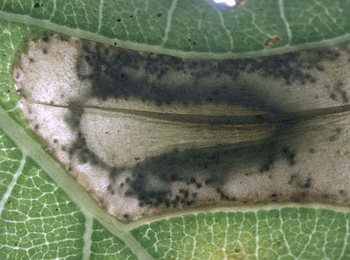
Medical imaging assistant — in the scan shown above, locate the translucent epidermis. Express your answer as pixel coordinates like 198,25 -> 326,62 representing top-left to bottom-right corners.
13,35 -> 350,220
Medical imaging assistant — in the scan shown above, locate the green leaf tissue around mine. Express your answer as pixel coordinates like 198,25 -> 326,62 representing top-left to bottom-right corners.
1,0 -> 350,58
12,34 -> 350,221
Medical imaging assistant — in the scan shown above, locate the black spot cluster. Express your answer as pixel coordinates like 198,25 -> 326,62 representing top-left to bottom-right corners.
328,82 -> 349,103
77,41 -> 339,109
76,44 -> 294,118
288,174 -> 312,189
68,132 -> 99,165
105,140 -> 300,208
67,40 -> 343,209
33,2 -> 43,8
218,48 -> 340,85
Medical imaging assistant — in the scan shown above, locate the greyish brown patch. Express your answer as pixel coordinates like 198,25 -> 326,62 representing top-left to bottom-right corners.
12,34 -> 350,221
263,35 -> 282,48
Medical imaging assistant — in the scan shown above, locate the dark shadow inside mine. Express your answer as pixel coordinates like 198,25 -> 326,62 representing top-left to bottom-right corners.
63,40 -> 342,208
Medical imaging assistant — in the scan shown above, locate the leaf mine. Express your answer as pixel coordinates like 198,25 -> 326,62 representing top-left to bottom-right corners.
13,34 -> 350,221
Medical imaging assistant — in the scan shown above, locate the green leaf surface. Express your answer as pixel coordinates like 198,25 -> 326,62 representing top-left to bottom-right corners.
1,3 -> 350,259
0,21 -> 30,126
0,135 -> 85,259
1,0 -> 350,58
0,129 -> 138,259
132,208 -> 350,259
90,220 -> 137,260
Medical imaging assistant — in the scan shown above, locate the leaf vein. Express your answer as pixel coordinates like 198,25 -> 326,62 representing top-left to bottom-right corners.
161,0 -> 178,46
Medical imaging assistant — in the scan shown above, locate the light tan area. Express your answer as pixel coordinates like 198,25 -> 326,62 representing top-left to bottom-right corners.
13,35 -> 350,220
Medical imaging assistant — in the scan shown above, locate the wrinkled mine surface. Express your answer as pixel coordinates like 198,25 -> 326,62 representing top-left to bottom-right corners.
13,35 -> 350,220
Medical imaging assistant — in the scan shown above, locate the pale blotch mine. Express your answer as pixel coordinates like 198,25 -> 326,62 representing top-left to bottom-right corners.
13,35 -> 350,220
